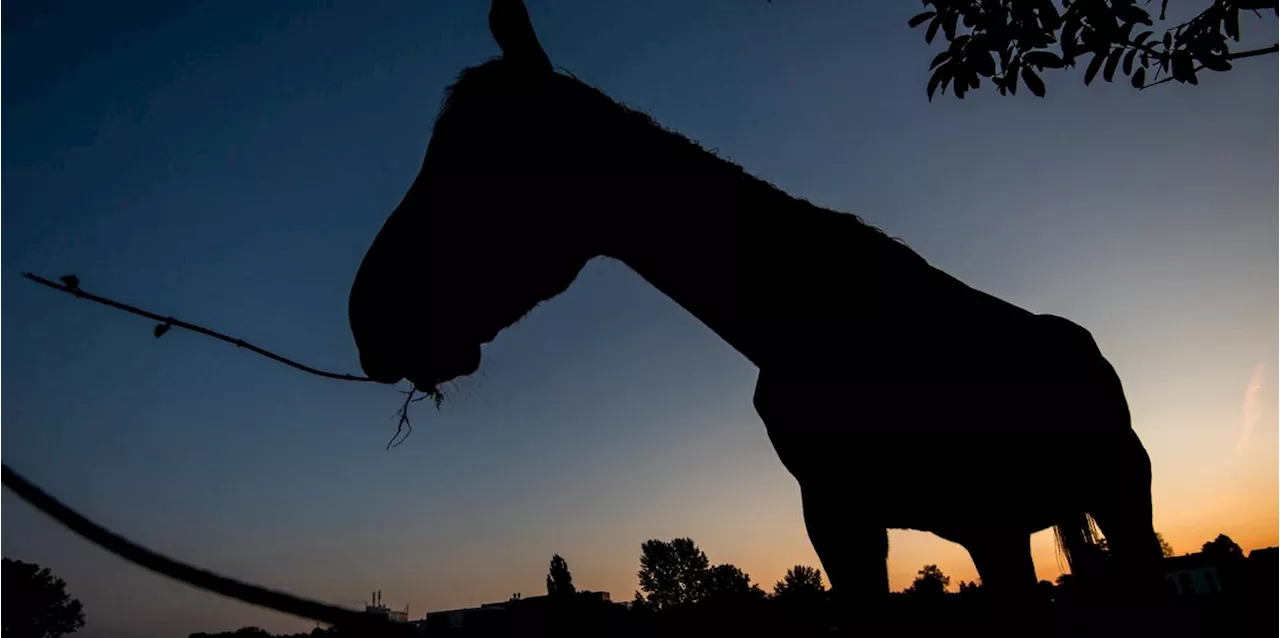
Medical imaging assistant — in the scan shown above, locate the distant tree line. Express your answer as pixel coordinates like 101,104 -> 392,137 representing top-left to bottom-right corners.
5,530 -> 1241,638
188,531 -> 1270,636
189,629 -> 328,638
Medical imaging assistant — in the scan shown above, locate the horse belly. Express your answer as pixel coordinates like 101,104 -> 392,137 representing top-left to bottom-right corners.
764,378 -> 1087,534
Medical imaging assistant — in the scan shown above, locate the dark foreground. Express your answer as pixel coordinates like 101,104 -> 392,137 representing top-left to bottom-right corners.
196,587 -> 1277,638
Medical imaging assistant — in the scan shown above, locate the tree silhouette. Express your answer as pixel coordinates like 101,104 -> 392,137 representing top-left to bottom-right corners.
629,591 -> 652,614
545,554 -> 576,597
701,564 -> 766,602
188,628 -> 334,638
636,538 -> 711,610
771,565 -> 826,599
1156,532 -> 1176,558
3,558 -> 87,638
957,579 -> 982,596
1201,534 -> 1245,561
905,0 -> 1277,100
905,564 -> 951,598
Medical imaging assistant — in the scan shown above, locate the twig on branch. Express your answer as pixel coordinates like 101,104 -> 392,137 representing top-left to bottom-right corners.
22,272 -> 374,383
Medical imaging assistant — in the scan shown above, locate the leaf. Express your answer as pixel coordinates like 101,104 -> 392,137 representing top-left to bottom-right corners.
973,50 -> 996,77
1199,54 -> 1232,72
1080,26 -> 1098,51
1095,48 -> 1116,82
1172,50 -> 1196,83
1131,66 -> 1146,88
1061,22 -> 1081,61
1021,66 -> 1046,97
1103,47 -> 1123,82
1162,31 -> 1172,51
1084,51 -> 1105,85
1120,21 -> 1136,42
927,62 -> 951,101
930,50 -> 952,70
942,11 -> 959,41
1134,31 -> 1153,46
154,323 -> 172,338
1225,8 -> 1241,41
1038,0 -> 1062,27
1024,50 -> 1065,69
1123,49 -> 1137,75
926,17 -> 941,43
909,11 -> 936,28
1120,5 -> 1153,26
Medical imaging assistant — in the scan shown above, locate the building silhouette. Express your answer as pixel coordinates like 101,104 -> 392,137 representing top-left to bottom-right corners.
422,591 -> 614,631
362,590 -> 409,623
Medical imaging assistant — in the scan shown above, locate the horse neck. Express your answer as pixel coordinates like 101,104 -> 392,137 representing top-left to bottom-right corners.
598,143 -> 880,369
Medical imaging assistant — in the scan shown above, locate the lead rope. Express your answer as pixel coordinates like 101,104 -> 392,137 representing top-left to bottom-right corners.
2,464 -> 414,637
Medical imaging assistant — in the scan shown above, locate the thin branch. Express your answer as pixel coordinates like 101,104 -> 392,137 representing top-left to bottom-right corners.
1139,44 -> 1278,89
1,464 -> 414,636
22,272 -> 374,383
1226,43 -> 1280,60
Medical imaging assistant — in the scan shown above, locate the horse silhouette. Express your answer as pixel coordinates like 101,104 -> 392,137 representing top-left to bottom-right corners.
348,0 -> 1166,626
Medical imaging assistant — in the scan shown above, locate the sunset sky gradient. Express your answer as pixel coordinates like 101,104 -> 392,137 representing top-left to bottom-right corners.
3,2 -> 1276,637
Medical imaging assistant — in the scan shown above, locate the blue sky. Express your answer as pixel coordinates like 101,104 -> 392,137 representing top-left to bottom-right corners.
3,2 -> 1276,637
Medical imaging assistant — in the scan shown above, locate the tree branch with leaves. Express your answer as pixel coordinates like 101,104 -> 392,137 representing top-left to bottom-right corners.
909,0 -> 1278,100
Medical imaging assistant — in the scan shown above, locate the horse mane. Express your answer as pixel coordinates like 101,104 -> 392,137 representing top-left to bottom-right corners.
436,58 -> 912,250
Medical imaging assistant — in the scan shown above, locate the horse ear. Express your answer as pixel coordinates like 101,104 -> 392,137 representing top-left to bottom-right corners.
489,0 -> 552,72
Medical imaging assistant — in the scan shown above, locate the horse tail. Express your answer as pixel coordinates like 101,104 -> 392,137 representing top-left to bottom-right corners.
1055,511 -> 1104,580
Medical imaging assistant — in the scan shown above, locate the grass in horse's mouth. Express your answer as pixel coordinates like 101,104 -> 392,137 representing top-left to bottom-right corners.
387,384 -> 445,449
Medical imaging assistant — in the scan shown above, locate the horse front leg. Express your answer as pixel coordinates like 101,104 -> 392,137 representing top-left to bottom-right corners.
964,533 -> 1043,632
797,480 -> 888,631
754,371 -> 890,629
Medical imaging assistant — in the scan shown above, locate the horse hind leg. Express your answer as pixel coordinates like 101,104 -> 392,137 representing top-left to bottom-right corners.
1087,429 -> 1168,627
1060,328 -> 1165,612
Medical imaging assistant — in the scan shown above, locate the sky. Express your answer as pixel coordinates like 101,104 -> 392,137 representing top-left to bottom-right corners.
2,1 -> 1276,636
